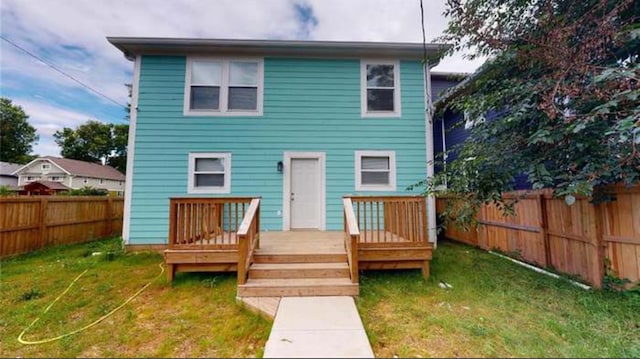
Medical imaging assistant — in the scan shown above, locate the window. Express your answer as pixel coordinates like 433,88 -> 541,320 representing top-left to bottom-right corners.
355,151 -> 396,191
49,176 -> 63,182
26,176 -> 39,182
361,60 -> 401,117
185,58 -> 263,116
41,163 -> 50,171
188,153 -> 231,193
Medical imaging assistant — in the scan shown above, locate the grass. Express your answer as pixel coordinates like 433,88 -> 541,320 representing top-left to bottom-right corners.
2,238 -> 638,358
357,240 -> 640,358
0,237 -> 271,358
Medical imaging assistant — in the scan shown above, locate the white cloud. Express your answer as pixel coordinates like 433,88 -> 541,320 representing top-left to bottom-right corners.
10,98 -> 101,156
1,0 -> 483,157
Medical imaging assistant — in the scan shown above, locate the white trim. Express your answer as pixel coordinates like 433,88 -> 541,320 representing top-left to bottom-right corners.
360,59 -> 401,118
11,158 -> 70,176
423,61 -> 438,246
354,150 -> 397,191
184,56 -> 264,116
187,153 -> 232,194
282,152 -> 326,231
123,55 -> 141,245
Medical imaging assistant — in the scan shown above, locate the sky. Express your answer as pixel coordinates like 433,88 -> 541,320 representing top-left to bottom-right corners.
0,0 -> 485,157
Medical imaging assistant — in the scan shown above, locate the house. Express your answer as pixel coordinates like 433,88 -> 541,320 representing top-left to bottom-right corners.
108,37 -> 452,294
0,161 -> 21,187
19,180 -> 71,195
433,72 -> 532,190
12,157 -> 125,195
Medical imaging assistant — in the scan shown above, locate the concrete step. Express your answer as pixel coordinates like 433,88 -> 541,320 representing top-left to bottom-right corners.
253,253 -> 347,264
248,262 -> 350,279
237,278 -> 359,297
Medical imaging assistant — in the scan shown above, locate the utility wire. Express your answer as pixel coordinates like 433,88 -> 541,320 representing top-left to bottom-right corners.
419,0 -> 428,67
1,35 -> 128,109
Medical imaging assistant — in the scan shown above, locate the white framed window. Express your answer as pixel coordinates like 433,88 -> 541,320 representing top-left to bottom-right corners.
184,57 -> 263,116
188,153 -> 231,194
355,151 -> 396,191
361,60 -> 401,117
41,163 -> 50,171
49,176 -> 63,182
26,176 -> 39,182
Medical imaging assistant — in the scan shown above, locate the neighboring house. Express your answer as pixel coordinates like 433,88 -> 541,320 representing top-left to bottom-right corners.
0,161 -> 21,187
19,180 -> 71,196
12,157 -> 126,195
433,72 -> 532,190
108,37 -> 452,246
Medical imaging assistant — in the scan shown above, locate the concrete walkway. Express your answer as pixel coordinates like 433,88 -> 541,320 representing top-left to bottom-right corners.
263,296 -> 375,358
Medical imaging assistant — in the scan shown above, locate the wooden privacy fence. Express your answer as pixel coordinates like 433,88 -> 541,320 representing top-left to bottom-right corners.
436,186 -> 640,288
0,196 -> 124,258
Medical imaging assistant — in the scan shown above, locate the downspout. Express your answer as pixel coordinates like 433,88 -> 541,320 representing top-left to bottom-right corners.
423,61 -> 438,248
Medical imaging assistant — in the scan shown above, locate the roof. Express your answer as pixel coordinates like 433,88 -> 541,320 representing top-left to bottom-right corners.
25,181 -> 71,190
107,37 -> 451,62
14,157 -> 125,181
431,71 -> 471,81
0,161 -> 21,176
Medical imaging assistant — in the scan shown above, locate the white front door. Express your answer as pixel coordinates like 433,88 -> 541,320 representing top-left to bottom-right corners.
290,158 -> 321,229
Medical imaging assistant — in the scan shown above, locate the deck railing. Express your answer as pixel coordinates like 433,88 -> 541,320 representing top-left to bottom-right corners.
345,196 -> 428,247
168,197 -> 254,249
237,198 -> 261,285
343,198 -> 360,283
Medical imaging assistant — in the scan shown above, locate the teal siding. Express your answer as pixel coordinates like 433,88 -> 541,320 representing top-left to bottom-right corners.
129,56 -> 427,243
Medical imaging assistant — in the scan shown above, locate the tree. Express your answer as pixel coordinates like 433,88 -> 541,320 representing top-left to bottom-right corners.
0,97 -> 39,164
54,120 -> 128,173
428,0 -> 639,227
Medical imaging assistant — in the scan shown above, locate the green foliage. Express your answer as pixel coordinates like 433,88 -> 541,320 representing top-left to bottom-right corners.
428,0 -> 640,227
60,186 -> 109,196
0,97 -> 39,164
19,288 -> 43,302
53,120 -> 128,174
0,185 -> 17,197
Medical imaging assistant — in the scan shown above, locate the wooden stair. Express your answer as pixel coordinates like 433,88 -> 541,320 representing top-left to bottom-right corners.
237,233 -> 359,297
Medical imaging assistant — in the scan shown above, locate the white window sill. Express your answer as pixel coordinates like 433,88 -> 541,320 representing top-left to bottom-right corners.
355,185 -> 397,192
187,187 -> 231,194
361,111 -> 402,118
184,110 -> 263,117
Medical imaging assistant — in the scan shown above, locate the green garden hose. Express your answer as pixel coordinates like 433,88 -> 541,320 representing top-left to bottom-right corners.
18,262 -> 164,345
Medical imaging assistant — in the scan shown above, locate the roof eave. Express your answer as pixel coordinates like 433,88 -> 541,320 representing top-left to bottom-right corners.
107,37 -> 451,61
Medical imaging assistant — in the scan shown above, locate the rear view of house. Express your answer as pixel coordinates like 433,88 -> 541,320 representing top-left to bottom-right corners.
109,37 -> 450,296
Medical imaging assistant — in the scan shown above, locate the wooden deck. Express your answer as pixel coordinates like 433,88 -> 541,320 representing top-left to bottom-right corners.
164,196 -> 433,299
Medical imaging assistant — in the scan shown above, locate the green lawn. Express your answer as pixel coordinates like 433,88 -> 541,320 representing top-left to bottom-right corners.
1,238 -> 638,358
357,240 -> 640,358
0,238 -> 270,358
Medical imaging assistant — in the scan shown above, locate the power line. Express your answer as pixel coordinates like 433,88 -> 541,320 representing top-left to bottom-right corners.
1,35 -> 128,109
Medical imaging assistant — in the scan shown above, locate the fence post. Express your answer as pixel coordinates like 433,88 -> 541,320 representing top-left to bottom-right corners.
38,197 -> 48,249
593,202 -> 606,288
105,197 -> 113,236
538,193 -> 551,267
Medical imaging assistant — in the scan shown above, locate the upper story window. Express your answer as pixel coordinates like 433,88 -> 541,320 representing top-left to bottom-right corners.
184,58 -> 263,116
41,163 -> 50,171
188,153 -> 231,194
355,150 -> 397,191
49,176 -> 63,182
361,60 -> 401,117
